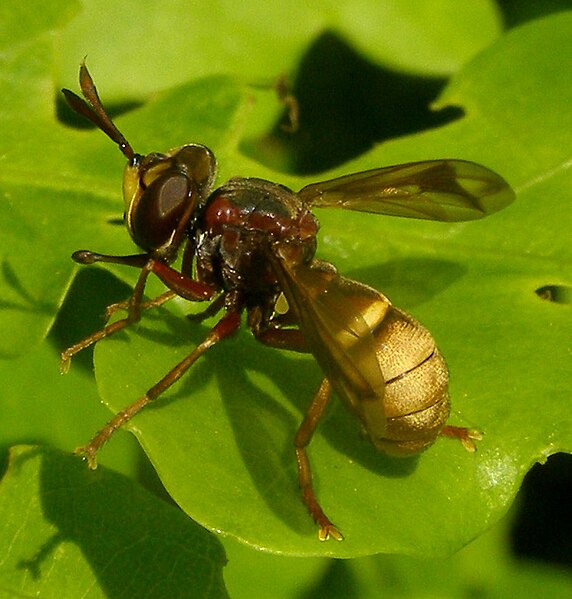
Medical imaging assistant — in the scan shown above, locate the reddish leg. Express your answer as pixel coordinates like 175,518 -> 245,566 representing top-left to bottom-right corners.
254,325 -> 342,540
149,259 -> 215,302
441,425 -> 483,452
60,256 -> 216,373
75,310 -> 241,469
254,327 -> 307,352
295,378 -> 343,541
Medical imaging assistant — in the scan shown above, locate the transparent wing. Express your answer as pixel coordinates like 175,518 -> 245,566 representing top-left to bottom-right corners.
298,159 -> 515,221
269,251 -> 388,414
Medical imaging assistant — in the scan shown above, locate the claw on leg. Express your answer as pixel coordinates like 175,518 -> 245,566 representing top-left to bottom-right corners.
319,526 -> 343,542
317,520 -> 344,542
59,355 -> 72,375
74,395 -> 151,469
441,424 -> 483,452
74,443 -> 99,470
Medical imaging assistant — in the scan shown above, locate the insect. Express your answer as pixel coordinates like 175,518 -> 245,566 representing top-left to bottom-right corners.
61,64 -> 514,541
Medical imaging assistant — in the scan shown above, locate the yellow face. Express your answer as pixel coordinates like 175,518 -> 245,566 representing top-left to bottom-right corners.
122,152 -> 179,245
122,160 -> 139,232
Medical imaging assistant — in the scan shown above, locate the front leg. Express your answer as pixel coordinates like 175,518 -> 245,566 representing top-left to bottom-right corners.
60,251 -> 216,373
60,260 -> 154,373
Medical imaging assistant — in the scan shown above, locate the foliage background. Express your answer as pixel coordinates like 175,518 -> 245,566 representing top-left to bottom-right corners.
1,0 -> 571,597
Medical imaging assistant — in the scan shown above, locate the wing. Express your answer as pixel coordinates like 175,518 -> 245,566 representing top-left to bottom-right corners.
269,249 -> 388,419
298,159 -> 515,221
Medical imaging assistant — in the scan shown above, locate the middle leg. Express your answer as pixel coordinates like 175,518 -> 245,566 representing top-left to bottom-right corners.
75,309 -> 242,468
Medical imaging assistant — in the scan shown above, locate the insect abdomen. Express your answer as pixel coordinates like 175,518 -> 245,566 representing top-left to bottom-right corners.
372,307 -> 450,456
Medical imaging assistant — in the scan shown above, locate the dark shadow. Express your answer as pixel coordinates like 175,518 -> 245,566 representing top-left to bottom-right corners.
535,284 -> 572,305
0,259 -> 58,316
299,558 -> 359,599
50,267 -> 132,372
0,449 -> 8,481
511,453 -> 572,568
341,256 -> 470,444
215,338 -> 314,534
246,31 -> 462,175
12,447 -> 227,597
497,0 -> 572,28
341,257 -> 467,309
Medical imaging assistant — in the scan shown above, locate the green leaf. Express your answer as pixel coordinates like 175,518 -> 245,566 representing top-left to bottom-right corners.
1,0 -> 571,570
222,506 -> 572,598
0,446 -> 228,598
57,0 -> 503,96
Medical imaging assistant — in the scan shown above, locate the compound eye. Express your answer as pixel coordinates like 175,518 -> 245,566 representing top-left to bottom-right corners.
130,171 -> 193,252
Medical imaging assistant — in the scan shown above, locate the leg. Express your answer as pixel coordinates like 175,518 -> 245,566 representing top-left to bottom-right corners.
250,310 -> 308,353
251,320 -> 341,538
186,293 -> 225,323
294,378 -> 343,541
440,425 -> 483,452
60,261 -> 154,373
254,327 -> 307,353
61,254 -> 216,373
149,259 -> 215,302
75,310 -> 242,468
71,247 -> 216,302
106,289 -> 177,318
